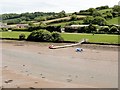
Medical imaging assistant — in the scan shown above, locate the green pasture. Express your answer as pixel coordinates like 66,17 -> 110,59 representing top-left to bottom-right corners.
61,33 -> 119,44
0,31 -> 31,39
0,31 -> 119,44
49,20 -> 83,27
98,8 -> 112,14
107,17 -> 119,25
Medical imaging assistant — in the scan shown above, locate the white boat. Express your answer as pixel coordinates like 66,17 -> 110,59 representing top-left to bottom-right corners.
49,39 -> 87,49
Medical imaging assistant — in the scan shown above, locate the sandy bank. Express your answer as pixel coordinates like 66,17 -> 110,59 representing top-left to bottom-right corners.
1,40 -> 118,88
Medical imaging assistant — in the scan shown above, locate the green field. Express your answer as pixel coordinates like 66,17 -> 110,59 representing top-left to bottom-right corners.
61,33 -> 119,44
107,17 -> 119,25
98,8 -> 112,14
0,31 -> 119,44
0,31 -> 31,39
49,20 -> 83,27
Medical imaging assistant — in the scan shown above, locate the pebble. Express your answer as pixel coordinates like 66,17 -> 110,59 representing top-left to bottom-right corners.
4,80 -> 13,83
66,79 -> 72,82
42,77 -> 45,78
34,82 -> 38,84
29,87 -> 35,89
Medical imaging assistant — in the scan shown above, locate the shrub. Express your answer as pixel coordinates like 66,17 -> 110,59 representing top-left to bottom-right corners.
64,26 -> 78,33
46,26 -> 61,32
27,29 -> 53,42
12,28 -> 28,31
99,26 -> 109,33
1,28 -> 8,31
70,14 -> 77,21
110,26 -> 118,33
83,16 -> 94,24
84,24 -> 97,33
77,27 -> 86,33
92,16 -> 107,26
52,32 -> 64,42
68,21 -> 79,25
19,34 -> 25,40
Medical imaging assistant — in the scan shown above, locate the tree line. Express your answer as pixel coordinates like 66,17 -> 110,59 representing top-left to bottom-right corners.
1,10 -> 67,24
64,24 -> 120,34
1,5 -> 120,25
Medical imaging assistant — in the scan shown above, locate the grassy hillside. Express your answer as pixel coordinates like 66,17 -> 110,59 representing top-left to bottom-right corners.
33,15 -> 85,27
45,15 -> 85,24
98,8 -> 112,14
107,17 -> 119,25
49,20 -> 83,27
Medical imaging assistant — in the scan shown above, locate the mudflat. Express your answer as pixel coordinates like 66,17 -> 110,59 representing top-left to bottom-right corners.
1,40 -> 118,88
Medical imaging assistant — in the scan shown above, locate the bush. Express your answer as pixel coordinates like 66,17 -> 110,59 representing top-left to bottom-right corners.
19,34 -> 25,40
84,24 -> 97,33
70,14 -> 77,21
110,26 -> 118,33
27,29 -> 64,42
27,29 -> 53,42
1,28 -> 8,31
77,27 -> 86,33
64,26 -> 78,33
52,32 -> 64,42
99,26 -> 109,33
83,16 -> 94,24
46,26 -> 61,32
92,16 -> 107,26
12,28 -> 28,31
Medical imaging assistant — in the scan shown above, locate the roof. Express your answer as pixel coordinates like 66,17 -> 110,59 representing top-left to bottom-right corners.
16,24 -> 29,26
70,25 -> 89,27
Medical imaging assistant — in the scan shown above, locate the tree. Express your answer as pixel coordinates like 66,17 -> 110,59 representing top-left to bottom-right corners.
83,16 -> 94,24
83,16 -> 107,25
110,26 -> 118,33
52,32 -> 64,42
77,27 -> 85,33
34,16 -> 46,21
39,22 -> 47,27
27,30 -> 53,42
117,26 -> 120,33
85,24 -> 97,33
106,12 -> 113,19
58,10 -> 66,18
70,14 -> 77,21
96,5 -> 109,10
88,8 -> 96,15
27,29 -> 64,42
113,5 -> 120,13
19,34 -> 25,40
92,11 -> 102,17
89,24 -> 97,33
92,16 -> 107,25
99,26 -> 109,33
112,12 -> 119,17
28,22 -> 34,26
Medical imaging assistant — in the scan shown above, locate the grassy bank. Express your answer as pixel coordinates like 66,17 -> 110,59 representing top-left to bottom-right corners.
0,31 -> 119,44
107,17 -> 120,25
0,31 -> 31,39
62,33 -> 119,44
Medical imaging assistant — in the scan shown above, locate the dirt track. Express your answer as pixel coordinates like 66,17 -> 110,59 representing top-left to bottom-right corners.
1,40 -> 118,88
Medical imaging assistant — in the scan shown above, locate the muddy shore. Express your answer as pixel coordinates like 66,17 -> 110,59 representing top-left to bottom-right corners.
1,40 -> 119,88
